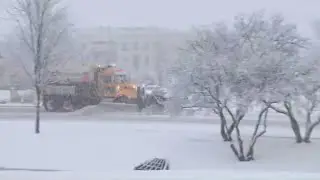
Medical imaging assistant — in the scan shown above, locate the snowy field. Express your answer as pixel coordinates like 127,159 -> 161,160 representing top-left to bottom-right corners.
0,118 -> 320,179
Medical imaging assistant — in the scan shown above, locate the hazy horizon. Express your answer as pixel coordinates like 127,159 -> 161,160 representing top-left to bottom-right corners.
1,0 -> 319,37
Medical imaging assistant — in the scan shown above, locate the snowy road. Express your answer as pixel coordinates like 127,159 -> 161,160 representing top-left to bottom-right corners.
0,112 -> 293,127
0,113 -> 298,127
0,104 -> 317,129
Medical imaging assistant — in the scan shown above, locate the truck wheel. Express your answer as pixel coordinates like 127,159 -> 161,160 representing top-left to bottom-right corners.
114,96 -> 129,103
43,99 -> 61,112
90,98 -> 101,105
62,99 -> 74,112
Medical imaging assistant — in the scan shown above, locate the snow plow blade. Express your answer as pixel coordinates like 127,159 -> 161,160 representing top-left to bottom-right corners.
99,101 -> 138,112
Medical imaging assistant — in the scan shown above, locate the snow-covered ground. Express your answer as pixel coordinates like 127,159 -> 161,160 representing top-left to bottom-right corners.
2,169 -> 320,180
0,118 -> 320,179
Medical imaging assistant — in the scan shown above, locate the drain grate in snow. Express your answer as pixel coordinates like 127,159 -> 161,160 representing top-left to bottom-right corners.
134,158 -> 170,170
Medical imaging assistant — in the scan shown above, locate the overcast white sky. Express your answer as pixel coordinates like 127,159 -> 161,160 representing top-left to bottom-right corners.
1,0 -> 319,37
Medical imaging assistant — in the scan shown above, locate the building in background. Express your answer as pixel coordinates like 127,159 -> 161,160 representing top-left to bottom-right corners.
0,26 -> 193,88
0,54 -> 32,89
74,26 -> 191,84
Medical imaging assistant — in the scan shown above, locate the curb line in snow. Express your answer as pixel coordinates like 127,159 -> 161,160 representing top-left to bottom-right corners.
0,113 -> 293,128
0,167 -> 63,172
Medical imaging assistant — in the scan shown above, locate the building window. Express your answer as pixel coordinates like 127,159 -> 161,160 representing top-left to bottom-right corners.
133,42 -> 139,50
144,56 -> 149,66
133,54 -> 140,70
143,42 -> 149,50
153,41 -> 161,49
121,43 -> 128,51
106,40 -> 117,49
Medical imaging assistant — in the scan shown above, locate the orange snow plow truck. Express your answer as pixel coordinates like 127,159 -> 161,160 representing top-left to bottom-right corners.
42,64 -> 138,112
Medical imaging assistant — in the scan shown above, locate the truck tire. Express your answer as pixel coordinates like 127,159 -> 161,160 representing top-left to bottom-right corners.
90,98 -> 101,105
61,99 -> 74,112
113,96 -> 129,103
43,97 -> 62,112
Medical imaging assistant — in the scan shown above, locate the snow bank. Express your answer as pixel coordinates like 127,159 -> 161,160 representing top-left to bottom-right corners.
0,90 -> 10,101
0,103 -> 36,107
78,104 -> 290,123
17,89 -> 36,103
0,89 -> 36,104
77,103 -> 138,116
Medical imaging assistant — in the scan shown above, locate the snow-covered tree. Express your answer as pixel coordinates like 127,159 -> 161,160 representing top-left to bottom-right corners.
169,11 -> 308,161
260,19 -> 320,144
7,0 -> 71,134
222,11 -> 308,161
268,52 -> 320,143
168,23 -> 238,140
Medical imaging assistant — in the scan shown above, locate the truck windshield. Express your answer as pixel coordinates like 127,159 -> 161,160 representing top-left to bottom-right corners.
102,75 -> 128,83
114,75 -> 128,83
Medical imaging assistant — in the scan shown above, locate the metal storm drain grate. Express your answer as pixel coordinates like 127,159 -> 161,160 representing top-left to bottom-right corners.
134,158 -> 170,170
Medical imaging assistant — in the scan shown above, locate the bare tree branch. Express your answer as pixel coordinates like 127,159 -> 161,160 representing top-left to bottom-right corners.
7,0 -> 71,134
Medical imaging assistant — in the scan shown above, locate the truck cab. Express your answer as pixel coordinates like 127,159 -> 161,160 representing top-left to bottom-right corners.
95,65 -> 138,103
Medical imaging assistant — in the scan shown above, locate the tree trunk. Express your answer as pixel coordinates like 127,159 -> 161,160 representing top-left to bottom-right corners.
304,128 -> 313,143
229,106 -> 269,162
245,107 -> 269,161
289,116 -> 302,143
304,121 -> 320,143
218,110 -> 232,141
245,147 -> 255,161
231,120 -> 246,161
220,116 -> 229,141
225,107 -> 252,161
35,85 -> 41,134
304,112 -> 312,143
227,122 -> 235,137
270,102 -> 303,143
284,104 -> 302,143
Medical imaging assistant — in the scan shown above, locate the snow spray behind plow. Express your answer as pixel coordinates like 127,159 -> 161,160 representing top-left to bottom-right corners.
79,102 -> 139,116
